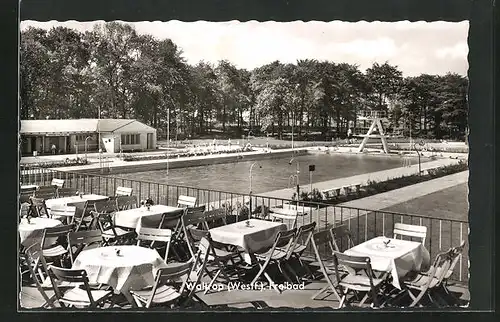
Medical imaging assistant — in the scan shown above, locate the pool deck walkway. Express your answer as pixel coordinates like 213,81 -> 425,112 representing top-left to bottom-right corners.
257,158 -> 464,200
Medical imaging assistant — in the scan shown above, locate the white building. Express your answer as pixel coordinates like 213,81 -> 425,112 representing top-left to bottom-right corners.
20,119 -> 157,155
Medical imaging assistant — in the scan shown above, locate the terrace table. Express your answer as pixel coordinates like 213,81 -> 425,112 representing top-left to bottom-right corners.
344,236 -> 431,289
72,245 -> 168,307
18,217 -> 62,248
20,184 -> 39,192
113,205 -> 184,231
209,218 -> 287,264
269,207 -> 307,229
44,194 -> 109,209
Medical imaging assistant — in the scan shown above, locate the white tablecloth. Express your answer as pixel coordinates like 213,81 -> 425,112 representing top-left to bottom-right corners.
209,219 -> 287,254
72,245 -> 168,293
344,236 -> 431,289
113,205 -> 183,230
21,184 -> 39,191
45,194 -> 109,209
18,217 -> 62,247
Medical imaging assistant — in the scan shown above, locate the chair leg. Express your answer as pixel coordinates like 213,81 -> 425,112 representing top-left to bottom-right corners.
204,270 -> 222,295
312,284 -> 329,300
284,261 -> 301,284
277,261 -> 293,284
251,262 -> 269,285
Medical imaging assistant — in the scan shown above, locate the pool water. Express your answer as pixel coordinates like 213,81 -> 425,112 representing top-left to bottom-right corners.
116,153 -> 425,195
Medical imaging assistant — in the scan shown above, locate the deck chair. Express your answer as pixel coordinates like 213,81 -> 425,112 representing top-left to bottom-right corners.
50,205 -> 76,225
48,266 -> 114,308
393,223 -> 427,244
400,249 -> 453,307
115,186 -> 133,196
332,251 -> 385,308
331,225 -> 355,252
203,208 -> 228,229
177,195 -> 197,208
130,250 -> 207,308
310,229 -> 342,301
285,221 -> 317,281
136,227 -> 172,260
68,230 -> 104,264
115,195 -> 138,211
29,197 -> 50,218
57,187 -> 78,198
187,229 -> 243,295
250,228 -> 297,292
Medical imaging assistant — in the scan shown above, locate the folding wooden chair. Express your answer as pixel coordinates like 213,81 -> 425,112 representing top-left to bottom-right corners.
177,195 -> 197,208
95,212 -> 136,246
90,199 -> 118,230
67,201 -> 91,231
115,186 -> 133,196
331,225 -> 355,252
23,243 -> 58,308
50,205 -> 76,225
400,249 -> 453,307
393,223 -> 427,244
41,224 -> 74,267
115,195 -> 138,211
187,230 -> 243,295
51,179 -> 65,198
310,229 -> 342,301
130,250 -> 207,308
332,251 -> 385,308
441,241 -> 466,294
285,221 -> 317,281
29,197 -> 50,218
170,206 -> 206,261
68,230 -> 104,264
136,227 -> 172,260
48,266 -> 114,308
250,228 -> 297,292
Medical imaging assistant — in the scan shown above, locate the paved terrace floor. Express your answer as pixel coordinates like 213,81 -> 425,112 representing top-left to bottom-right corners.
19,261 -> 470,310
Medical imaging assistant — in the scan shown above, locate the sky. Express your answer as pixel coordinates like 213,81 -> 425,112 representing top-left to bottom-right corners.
20,20 -> 469,77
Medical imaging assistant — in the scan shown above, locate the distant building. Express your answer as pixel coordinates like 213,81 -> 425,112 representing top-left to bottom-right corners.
20,119 -> 157,155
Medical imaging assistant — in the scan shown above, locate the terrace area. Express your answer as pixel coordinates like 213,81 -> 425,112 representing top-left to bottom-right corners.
19,167 -> 469,310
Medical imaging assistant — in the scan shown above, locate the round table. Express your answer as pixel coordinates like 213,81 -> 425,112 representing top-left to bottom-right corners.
72,245 -> 168,305
19,217 -> 62,248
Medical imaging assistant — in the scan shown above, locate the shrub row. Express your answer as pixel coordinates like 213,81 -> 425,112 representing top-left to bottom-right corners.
20,157 -> 89,169
122,148 -> 252,162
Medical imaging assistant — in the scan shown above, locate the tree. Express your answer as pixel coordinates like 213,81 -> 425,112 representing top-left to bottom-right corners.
365,62 -> 403,111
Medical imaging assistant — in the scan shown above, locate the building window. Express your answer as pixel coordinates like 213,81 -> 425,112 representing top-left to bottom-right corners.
121,134 -> 140,145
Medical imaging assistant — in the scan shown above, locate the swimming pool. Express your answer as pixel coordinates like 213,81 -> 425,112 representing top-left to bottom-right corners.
116,153 -> 426,195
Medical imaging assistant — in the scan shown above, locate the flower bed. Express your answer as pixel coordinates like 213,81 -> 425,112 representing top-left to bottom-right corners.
122,147 -> 252,162
20,157 -> 89,169
289,160 -> 468,206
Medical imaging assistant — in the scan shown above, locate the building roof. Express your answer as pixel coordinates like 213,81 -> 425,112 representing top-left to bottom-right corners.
20,119 -> 156,135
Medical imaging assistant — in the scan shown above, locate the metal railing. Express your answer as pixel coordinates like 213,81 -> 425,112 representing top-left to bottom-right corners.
20,167 -> 469,283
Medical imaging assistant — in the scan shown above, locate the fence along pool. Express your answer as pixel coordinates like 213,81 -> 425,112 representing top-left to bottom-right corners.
20,167 -> 469,283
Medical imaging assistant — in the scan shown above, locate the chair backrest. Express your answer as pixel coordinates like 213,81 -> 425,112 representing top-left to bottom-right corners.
50,205 -> 76,219
67,201 -> 88,231
115,186 -> 132,196
51,178 -> 65,188
42,224 -> 74,248
288,222 -> 316,258
136,227 -> 172,259
93,199 -> 118,214
67,230 -> 103,263
332,251 -> 377,288
203,208 -> 228,229
177,195 -> 197,208
57,187 -> 78,197
35,186 -> 57,199
185,227 -> 210,257
418,249 -> 453,293
182,205 -> 207,228
48,266 -> 96,307
311,229 -> 337,261
330,225 -> 355,251
24,243 -> 56,308
158,209 -> 185,230
116,195 -> 138,210
271,228 -> 297,253
393,223 -> 427,244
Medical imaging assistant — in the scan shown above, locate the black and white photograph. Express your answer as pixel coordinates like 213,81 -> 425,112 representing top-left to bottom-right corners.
18,19 -> 471,310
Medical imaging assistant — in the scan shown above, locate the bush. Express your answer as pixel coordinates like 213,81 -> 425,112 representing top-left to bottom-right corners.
20,157 -> 89,169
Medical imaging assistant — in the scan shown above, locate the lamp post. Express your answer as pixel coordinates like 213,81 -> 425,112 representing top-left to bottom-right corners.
414,141 -> 423,175
167,107 -> 170,175
291,112 -> 294,153
249,162 -> 262,216
84,136 -> 92,160
289,157 -> 300,201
